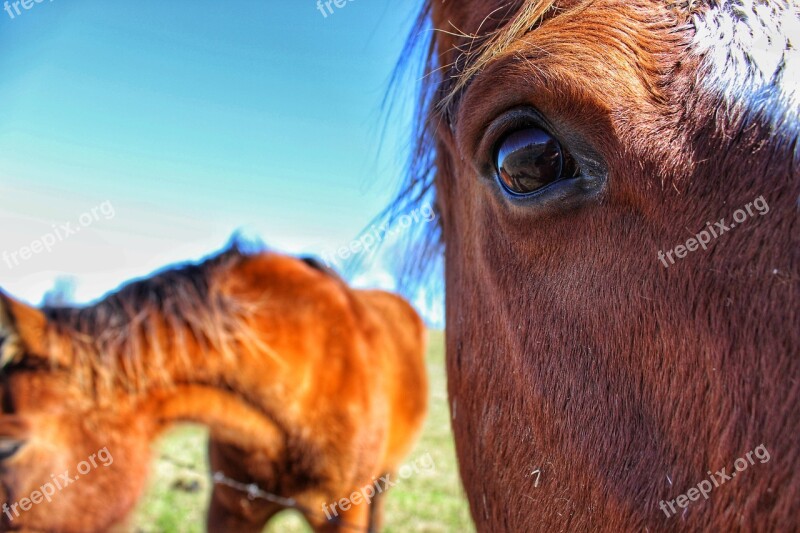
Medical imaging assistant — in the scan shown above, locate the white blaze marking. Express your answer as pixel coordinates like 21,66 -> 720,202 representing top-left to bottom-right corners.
692,0 -> 800,113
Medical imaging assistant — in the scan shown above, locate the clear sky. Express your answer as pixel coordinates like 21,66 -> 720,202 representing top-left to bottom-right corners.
0,1 -> 443,325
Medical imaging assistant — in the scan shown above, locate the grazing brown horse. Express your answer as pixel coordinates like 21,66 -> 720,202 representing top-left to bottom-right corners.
0,246 -> 428,532
397,0 -> 799,530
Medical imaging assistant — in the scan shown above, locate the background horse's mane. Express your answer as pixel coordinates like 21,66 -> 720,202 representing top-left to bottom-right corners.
39,243 -> 269,403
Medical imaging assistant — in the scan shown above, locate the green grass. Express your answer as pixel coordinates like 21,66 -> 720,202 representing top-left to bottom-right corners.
130,331 -> 474,532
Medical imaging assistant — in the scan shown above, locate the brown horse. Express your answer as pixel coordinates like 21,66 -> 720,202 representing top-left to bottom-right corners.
395,0 -> 799,530
0,246 -> 428,532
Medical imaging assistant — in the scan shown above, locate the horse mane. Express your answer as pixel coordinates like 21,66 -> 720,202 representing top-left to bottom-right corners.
386,1 -> 585,275
376,1 -> 440,285
39,243 -> 274,404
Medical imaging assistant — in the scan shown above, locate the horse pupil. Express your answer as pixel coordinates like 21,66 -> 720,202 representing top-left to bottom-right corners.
497,128 -> 564,195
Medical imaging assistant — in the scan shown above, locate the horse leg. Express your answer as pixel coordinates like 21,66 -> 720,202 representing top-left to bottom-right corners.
367,481 -> 386,533
206,488 -> 282,533
306,499 -> 372,533
206,439 -> 282,533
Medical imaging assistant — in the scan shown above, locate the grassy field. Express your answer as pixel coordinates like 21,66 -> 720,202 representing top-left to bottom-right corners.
130,331 -> 474,532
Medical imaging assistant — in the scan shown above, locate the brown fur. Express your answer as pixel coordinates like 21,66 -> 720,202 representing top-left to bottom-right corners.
398,0 -> 800,530
0,247 -> 428,532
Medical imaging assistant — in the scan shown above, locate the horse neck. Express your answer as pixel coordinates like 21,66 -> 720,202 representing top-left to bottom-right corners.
140,384 -> 281,446
49,308 -> 283,443
50,294 -> 274,387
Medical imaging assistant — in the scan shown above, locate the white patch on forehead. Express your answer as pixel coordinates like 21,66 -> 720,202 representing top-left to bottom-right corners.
692,0 -> 800,113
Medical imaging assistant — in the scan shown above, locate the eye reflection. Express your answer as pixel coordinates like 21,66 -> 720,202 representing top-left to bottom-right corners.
496,128 -> 564,195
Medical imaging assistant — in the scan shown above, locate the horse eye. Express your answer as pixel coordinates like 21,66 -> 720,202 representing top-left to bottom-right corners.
495,128 -> 565,195
0,437 -> 24,460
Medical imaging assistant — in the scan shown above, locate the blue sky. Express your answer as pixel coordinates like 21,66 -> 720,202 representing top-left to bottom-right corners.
0,1 -> 442,325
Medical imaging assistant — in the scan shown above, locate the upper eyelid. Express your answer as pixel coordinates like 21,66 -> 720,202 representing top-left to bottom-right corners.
452,54 -> 555,158
452,49 -> 614,168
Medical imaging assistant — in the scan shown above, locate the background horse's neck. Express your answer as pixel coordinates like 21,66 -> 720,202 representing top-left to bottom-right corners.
144,384 -> 281,446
